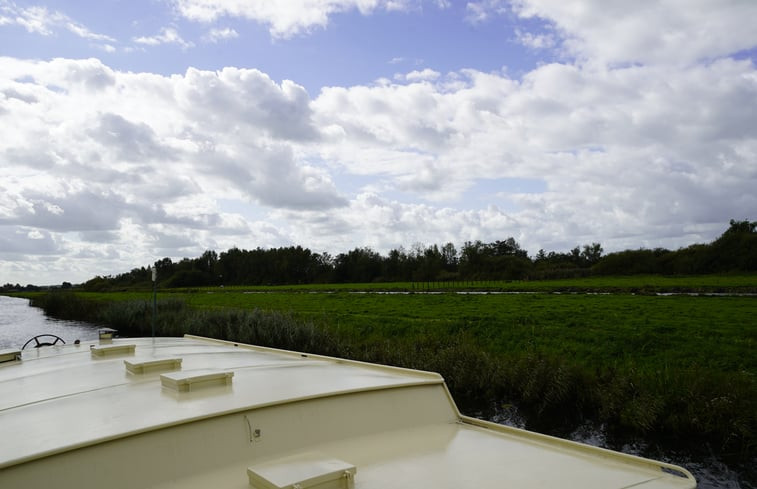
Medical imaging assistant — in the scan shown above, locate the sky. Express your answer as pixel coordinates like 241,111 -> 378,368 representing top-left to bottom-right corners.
1,0 -> 756,285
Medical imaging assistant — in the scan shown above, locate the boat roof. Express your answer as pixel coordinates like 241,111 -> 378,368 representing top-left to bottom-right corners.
0,335 -> 442,469
0,335 -> 697,488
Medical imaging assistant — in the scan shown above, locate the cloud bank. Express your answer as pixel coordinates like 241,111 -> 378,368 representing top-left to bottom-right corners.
510,0 -> 757,65
1,0 -> 756,284
171,0 -> 434,38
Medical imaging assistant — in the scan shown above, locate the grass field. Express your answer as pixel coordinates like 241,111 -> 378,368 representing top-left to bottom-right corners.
13,274 -> 757,451
186,273 -> 757,292
74,282 -> 757,373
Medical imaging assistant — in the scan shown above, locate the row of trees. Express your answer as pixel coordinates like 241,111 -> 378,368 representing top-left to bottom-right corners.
70,220 -> 756,291
0,282 -> 73,292
594,219 -> 757,275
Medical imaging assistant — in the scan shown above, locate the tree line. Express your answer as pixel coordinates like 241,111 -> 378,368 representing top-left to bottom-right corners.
3,220 -> 753,292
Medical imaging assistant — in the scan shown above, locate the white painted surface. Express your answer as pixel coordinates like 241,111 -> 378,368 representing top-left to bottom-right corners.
0,335 -> 696,488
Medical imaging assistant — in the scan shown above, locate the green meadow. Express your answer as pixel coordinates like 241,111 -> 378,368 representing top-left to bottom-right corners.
15,274 -> 757,452
73,277 -> 757,375
199,273 -> 757,292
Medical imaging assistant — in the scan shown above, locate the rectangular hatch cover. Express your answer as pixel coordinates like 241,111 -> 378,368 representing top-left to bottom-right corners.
247,452 -> 356,489
0,349 -> 21,364
90,344 -> 136,358
125,358 -> 182,375
160,370 -> 233,392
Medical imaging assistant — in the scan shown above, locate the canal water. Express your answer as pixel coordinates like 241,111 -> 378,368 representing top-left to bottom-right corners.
0,294 -> 754,487
0,295 -> 101,349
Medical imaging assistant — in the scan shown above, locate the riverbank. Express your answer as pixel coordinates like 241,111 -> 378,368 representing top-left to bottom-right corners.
15,287 -> 756,460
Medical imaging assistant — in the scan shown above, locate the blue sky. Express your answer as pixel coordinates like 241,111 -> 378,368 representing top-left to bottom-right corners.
1,0 -> 756,284
1,1 -> 552,92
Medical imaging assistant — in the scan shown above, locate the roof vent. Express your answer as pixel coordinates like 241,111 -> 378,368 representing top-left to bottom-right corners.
0,349 -> 21,365
247,452 -> 356,489
98,328 -> 118,343
160,370 -> 234,392
91,343 -> 136,358
125,357 -> 182,375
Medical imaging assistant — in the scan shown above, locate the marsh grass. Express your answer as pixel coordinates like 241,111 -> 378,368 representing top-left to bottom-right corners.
25,290 -> 757,454
75,273 -> 757,294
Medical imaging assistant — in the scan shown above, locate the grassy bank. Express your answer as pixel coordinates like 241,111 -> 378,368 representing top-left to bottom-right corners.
198,273 -> 757,293
69,273 -> 757,294
18,284 -> 757,454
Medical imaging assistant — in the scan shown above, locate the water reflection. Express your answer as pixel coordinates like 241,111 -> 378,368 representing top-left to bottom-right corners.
0,295 -> 101,349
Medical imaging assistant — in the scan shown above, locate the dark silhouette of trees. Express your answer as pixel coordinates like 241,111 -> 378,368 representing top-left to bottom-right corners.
214,246 -> 331,286
593,248 -> 670,275
531,242 -> 601,279
73,220 -> 755,290
333,247 -> 383,283
704,219 -> 757,272
580,243 -> 603,266
0,283 -> 38,292
594,220 -> 756,276
458,238 -> 532,280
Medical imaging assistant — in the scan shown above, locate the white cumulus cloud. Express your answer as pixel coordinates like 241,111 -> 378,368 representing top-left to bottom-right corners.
202,26 -> 239,43
133,27 -> 194,49
311,59 -> 757,247
171,0 -> 429,38
0,57 -> 349,281
0,1 -> 115,42
511,0 -> 757,65
465,0 -> 508,24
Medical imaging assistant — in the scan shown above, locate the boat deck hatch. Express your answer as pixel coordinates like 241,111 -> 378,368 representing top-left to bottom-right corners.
98,328 -> 118,342
125,358 -> 182,375
160,370 -> 234,392
247,452 -> 356,489
90,344 -> 136,358
0,349 -> 21,364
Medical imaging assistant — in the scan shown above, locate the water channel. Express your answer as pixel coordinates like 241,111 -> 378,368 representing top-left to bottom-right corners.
0,295 -> 102,349
0,295 -> 753,487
